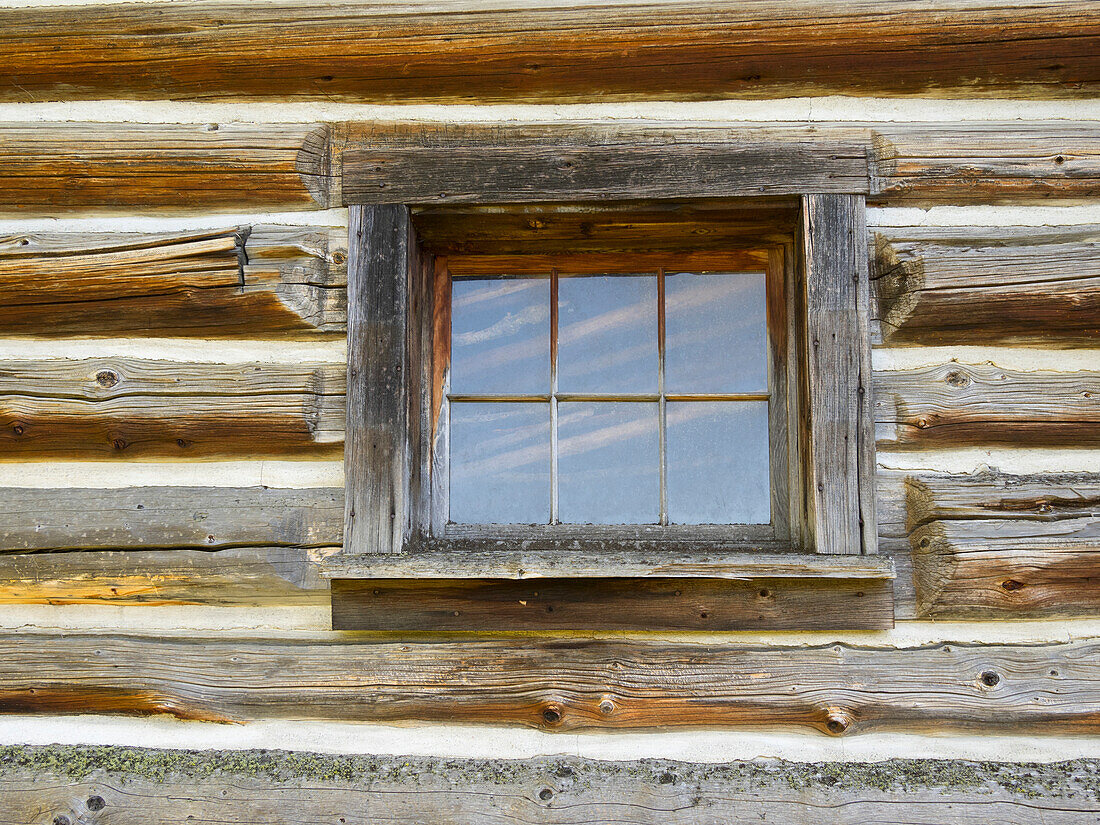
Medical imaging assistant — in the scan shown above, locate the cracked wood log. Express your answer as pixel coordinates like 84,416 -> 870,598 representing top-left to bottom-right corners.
871,225 -> 1100,346
874,362 -> 1100,449
0,358 -> 345,458
0,123 -> 332,216
0,226 -> 346,337
5,747 -> 1100,825
0,486 -> 343,552
0,633 -> 1098,734
901,470 -> 1100,618
0,1 -> 1095,103
0,547 -> 335,607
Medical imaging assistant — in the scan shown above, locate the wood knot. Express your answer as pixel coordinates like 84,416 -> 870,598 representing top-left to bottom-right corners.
332,251 -> 347,265
944,370 -> 970,388
95,370 -> 119,388
86,796 -> 106,811
53,816 -> 71,825
980,671 -> 1001,688
541,704 -> 563,725
1001,579 -> 1025,592
111,438 -> 128,451
538,788 -> 553,801
824,710 -> 852,735
11,423 -> 23,436
915,417 -> 931,429
598,698 -> 616,715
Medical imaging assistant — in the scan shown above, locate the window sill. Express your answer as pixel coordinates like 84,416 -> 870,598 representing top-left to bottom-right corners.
322,550 -> 894,582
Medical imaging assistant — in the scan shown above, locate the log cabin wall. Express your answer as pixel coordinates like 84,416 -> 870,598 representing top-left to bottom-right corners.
1,1 -> 1100,820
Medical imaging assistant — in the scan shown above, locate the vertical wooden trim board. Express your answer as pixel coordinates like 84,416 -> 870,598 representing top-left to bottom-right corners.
801,195 -> 877,555
343,205 -> 413,555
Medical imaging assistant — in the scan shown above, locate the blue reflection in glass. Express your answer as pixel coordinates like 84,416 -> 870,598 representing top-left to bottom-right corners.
557,402 -> 659,524
665,271 -> 767,394
666,401 -> 770,524
558,274 -> 658,394
449,402 -> 550,524
450,277 -> 550,395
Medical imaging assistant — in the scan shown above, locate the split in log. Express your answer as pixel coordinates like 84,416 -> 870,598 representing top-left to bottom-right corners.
5,747 -> 1100,825
0,123 -> 331,216
872,225 -> 1100,346
900,469 -> 1100,618
2,633 -> 1100,734
0,486 -> 343,552
0,358 -> 345,459
0,226 -> 346,337
874,362 -> 1100,449
0,1 -> 1096,103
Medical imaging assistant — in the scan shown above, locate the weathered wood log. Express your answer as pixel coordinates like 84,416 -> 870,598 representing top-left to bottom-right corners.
0,547 -> 333,606
337,121 -> 1100,205
0,1 -> 1096,103
5,747 -> 1100,825
0,486 -> 343,552
874,362 -> 1100,449
330,576 -> 894,631
0,358 -> 345,458
900,470 -> 1100,618
871,123 -> 1100,203
1,633 -> 1099,734
872,226 -> 1100,346
0,123 -> 331,216
0,226 -> 346,336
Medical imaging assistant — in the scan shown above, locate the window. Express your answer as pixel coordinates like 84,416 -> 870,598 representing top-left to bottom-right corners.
439,258 -> 790,546
329,195 -> 892,631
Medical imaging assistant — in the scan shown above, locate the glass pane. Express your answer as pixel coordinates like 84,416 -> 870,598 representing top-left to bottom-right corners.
666,401 -> 769,524
558,274 -> 658,394
557,402 -> 659,524
450,277 -> 550,395
449,402 -> 550,524
664,271 -> 767,394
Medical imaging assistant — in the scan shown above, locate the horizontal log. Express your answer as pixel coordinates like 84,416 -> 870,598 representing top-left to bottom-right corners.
0,547 -> 333,606
2,633 -> 1099,734
0,358 -> 344,458
872,225 -> 1100,346
330,576 -> 894,631
874,362 -> 1100,449
0,226 -> 347,336
0,486 -> 343,552
0,1 -> 1095,103
5,747 -> 1100,825
338,121 -> 1100,205
0,123 -> 331,216
902,470 -> 1100,618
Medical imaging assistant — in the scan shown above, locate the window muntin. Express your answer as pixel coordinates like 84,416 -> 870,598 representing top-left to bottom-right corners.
445,267 -> 774,529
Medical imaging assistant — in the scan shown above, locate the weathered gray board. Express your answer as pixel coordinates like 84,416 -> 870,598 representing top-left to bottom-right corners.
4,747 -> 1100,825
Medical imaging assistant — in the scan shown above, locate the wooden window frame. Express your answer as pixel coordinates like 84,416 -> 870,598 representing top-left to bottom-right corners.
329,190 -> 891,630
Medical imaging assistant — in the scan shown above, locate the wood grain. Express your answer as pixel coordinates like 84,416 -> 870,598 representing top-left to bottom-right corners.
0,123 -> 331,216
2,632 -> 1100,734
331,576 -> 894,630
0,358 -> 344,458
7,746 -> 1100,825
0,1 -> 1095,103
0,547 -> 334,606
343,205 -> 413,554
0,486 -> 343,552
800,195 -> 876,555
0,226 -> 346,337
875,362 -> 1100,449
872,226 -> 1100,346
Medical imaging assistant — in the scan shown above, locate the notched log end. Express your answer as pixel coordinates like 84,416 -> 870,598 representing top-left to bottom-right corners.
297,124 -> 336,208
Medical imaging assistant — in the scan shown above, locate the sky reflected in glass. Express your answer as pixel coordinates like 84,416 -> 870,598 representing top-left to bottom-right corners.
450,277 -> 550,395
557,402 -> 659,524
449,402 -> 550,524
665,271 -> 767,394
558,274 -> 658,394
666,401 -> 770,524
